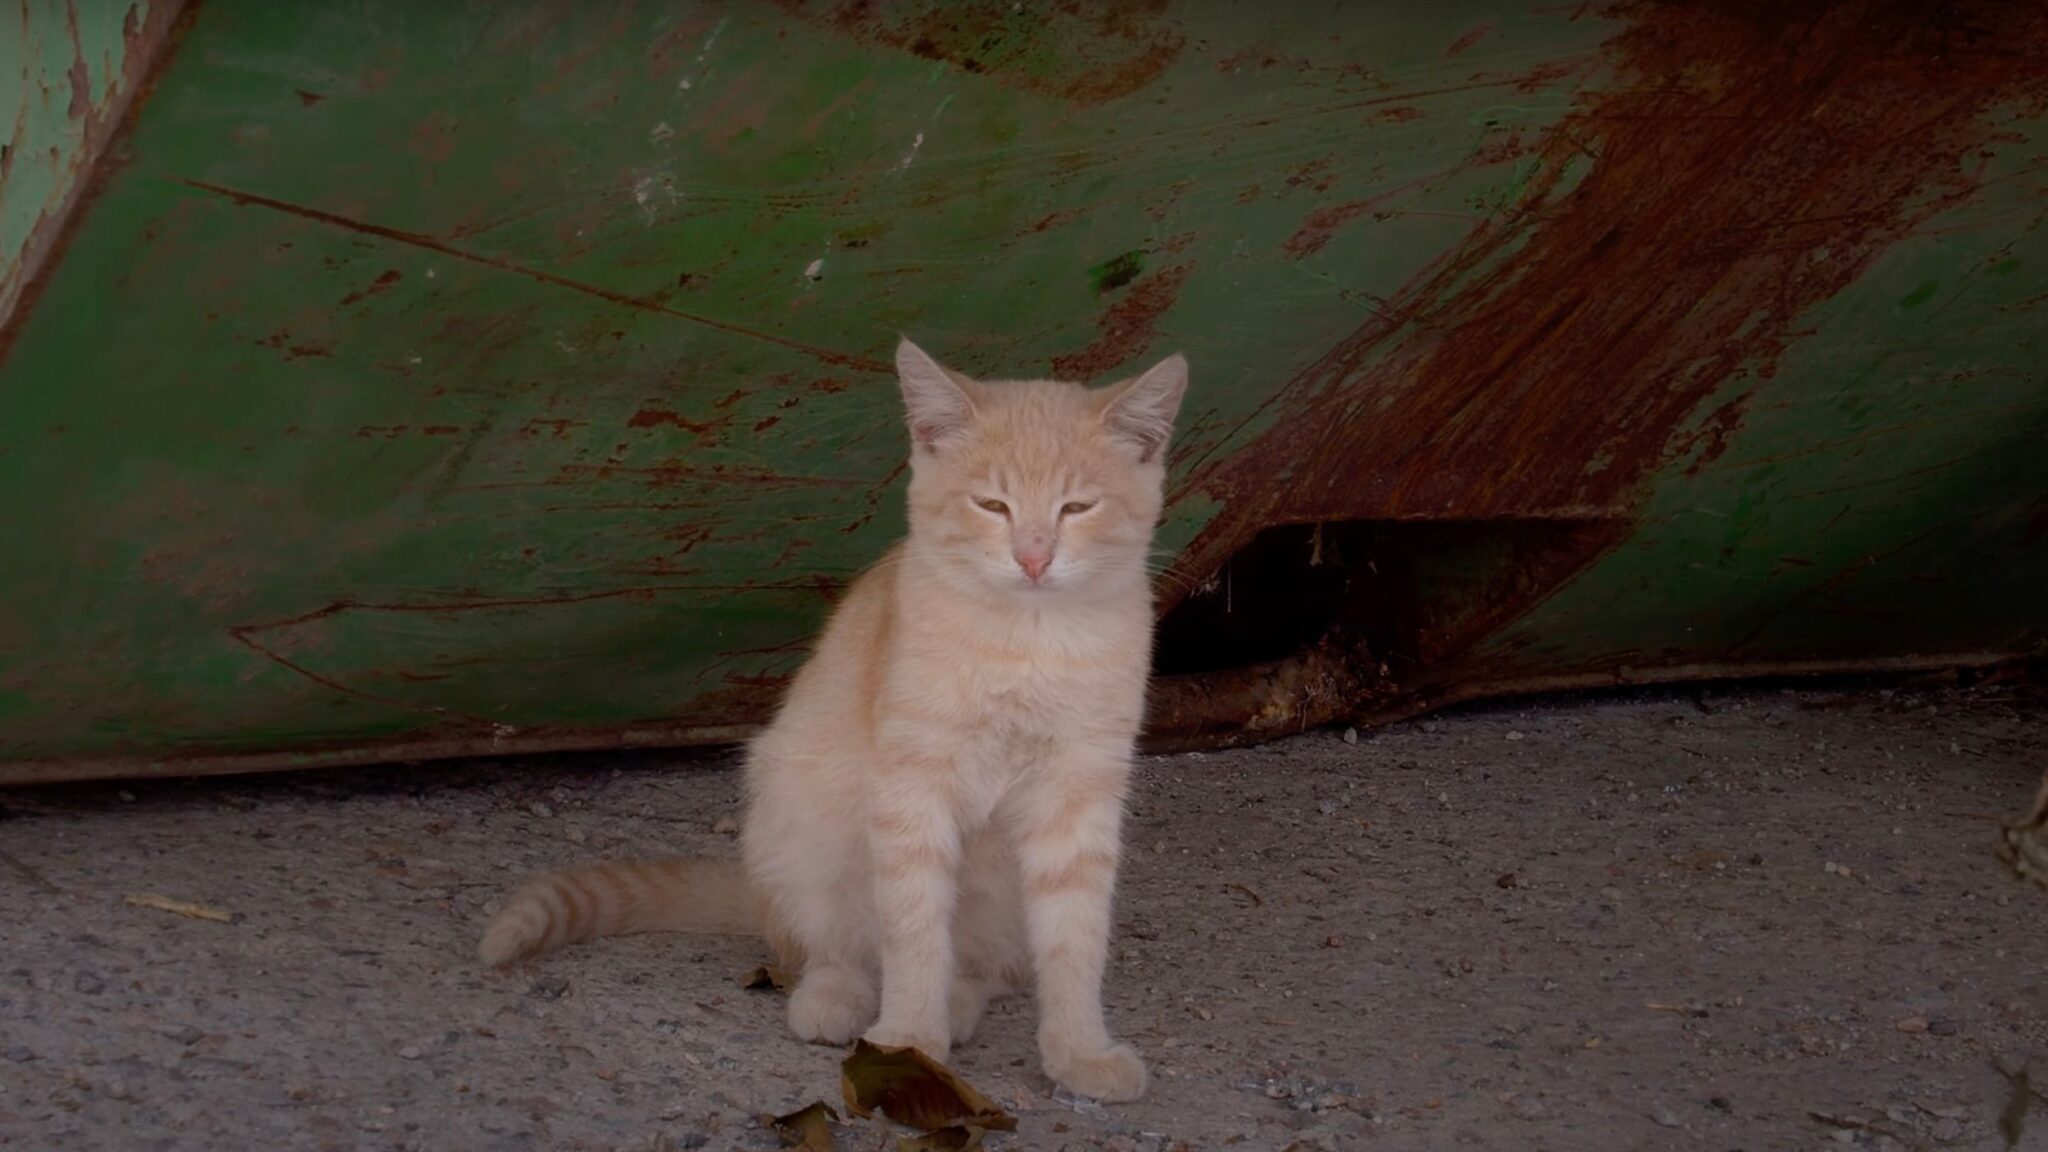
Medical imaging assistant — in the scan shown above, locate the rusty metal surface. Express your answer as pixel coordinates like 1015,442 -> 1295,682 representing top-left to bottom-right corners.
1,1 -> 2045,784
0,0 -> 187,334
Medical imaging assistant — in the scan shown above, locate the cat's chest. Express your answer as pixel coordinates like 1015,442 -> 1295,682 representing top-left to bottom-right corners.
890,602 -> 1149,734
953,638 -> 1137,723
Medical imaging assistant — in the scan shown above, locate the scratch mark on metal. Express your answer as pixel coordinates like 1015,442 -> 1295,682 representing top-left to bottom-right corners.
172,179 -> 889,373
226,624 -> 481,723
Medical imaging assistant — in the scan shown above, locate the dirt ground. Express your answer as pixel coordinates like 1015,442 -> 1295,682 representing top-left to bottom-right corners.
1,682 -> 2043,1152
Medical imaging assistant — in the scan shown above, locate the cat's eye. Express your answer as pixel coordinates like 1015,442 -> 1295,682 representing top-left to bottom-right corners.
1060,500 -> 1098,516
974,497 -> 1010,515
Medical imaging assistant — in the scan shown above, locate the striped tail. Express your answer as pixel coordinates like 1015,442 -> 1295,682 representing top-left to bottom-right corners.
478,857 -> 760,967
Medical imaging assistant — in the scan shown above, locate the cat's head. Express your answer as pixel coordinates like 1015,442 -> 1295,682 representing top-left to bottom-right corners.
894,337 -> 1187,603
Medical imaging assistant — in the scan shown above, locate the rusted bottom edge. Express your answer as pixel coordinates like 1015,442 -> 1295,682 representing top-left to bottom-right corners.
1134,648 -> 2033,754
0,649 -> 2029,787
0,722 -> 763,788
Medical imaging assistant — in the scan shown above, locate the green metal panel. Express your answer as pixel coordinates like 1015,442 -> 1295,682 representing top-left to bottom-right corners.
1,1 -> 2044,781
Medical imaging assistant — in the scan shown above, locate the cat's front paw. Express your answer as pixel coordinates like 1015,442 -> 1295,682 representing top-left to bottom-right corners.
787,967 -> 876,1046
862,1023 -> 951,1065
1044,1041 -> 1147,1102
948,979 -> 991,1047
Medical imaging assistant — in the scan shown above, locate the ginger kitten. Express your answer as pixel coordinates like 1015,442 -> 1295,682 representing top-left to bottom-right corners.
479,338 -> 1188,1102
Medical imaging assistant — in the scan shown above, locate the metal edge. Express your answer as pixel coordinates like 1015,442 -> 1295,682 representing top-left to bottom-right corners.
0,0 -> 195,364
0,650 -> 2027,786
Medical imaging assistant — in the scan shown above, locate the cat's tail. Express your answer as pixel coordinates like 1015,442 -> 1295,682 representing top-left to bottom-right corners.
478,857 -> 760,967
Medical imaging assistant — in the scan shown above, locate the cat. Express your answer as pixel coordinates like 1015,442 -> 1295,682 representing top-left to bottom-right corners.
478,337 -> 1188,1102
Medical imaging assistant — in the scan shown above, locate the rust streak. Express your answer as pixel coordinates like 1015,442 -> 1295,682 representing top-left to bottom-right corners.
171,179 -> 891,374
783,0 -> 1182,108
337,268 -> 402,307
1169,0 -> 2048,642
627,406 -> 715,433
1051,264 -> 1191,379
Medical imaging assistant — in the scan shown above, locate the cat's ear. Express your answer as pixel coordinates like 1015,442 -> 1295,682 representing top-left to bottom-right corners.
1099,352 -> 1187,463
897,337 -> 978,450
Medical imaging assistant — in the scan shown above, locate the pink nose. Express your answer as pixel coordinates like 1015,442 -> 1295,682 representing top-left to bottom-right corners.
1015,551 -> 1052,582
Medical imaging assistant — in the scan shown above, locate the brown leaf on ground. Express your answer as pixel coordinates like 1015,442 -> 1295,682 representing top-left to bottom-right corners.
840,1040 -> 1017,1133
1995,1059 -> 2042,1151
741,965 -> 791,992
1994,774 -> 2048,892
895,1125 -> 986,1151
765,1101 -> 838,1151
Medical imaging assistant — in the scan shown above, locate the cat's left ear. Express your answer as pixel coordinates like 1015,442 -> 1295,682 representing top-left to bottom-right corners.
897,337 -> 980,451
1099,353 -> 1188,463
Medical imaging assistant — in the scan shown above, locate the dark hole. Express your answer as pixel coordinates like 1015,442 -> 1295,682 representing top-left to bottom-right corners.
1152,524 -> 1348,676
1152,517 -> 1616,682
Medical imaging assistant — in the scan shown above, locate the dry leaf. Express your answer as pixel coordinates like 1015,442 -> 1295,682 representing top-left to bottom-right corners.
896,1126 -> 986,1152
124,893 -> 237,923
840,1040 -> 1016,1133
1995,1060 -> 2041,1151
1995,775 -> 2048,892
742,965 -> 791,992
766,1101 -> 838,1151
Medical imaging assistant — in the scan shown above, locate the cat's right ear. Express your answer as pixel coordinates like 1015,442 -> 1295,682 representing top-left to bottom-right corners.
897,337 -> 977,451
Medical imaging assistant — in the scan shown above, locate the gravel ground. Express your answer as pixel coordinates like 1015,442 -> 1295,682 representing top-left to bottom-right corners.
1,683 -> 2044,1151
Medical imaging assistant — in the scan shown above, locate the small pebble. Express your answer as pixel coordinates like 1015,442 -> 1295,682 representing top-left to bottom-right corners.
1894,1015 -> 1929,1034
1927,1018 -> 1956,1037
1342,727 -> 1358,745
531,975 -> 570,999
74,970 -> 105,995
1495,872 -> 1518,889
398,1045 -> 423,1060
564,827 -> 587,844
711,816 -> 739,835
1505,730 -> 1526,742
527,802 -> 555,819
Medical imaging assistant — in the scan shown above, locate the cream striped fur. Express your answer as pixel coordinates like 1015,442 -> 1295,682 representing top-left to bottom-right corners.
480,339 -> 1187,1102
